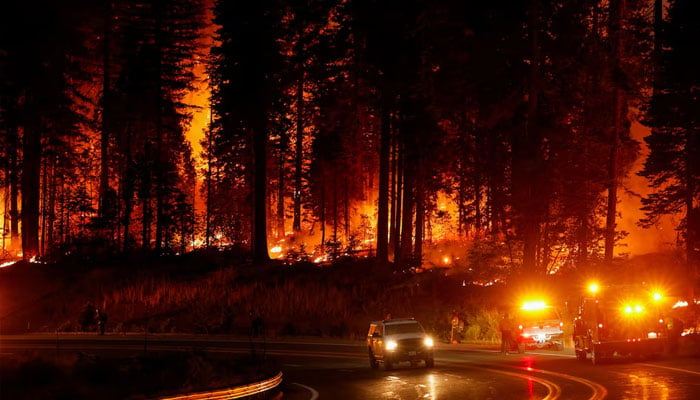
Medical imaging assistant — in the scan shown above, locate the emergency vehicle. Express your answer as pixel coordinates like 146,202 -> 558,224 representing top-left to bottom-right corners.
516,301 -> 565,351
573,282 -> 669,364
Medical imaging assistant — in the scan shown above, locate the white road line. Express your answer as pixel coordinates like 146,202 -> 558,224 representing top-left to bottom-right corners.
231,340 -> 363,347
524,351 -> 575,358
452,348 -> 574,358
292,382 -> 319,400
639,363 -> 700,376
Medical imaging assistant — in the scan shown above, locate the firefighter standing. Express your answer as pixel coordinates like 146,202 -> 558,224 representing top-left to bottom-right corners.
499,313 -> 515,354
450,311 -> 460,344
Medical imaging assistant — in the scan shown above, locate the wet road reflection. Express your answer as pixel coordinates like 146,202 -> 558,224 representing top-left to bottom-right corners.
613,367 -> 678,399
7,336 -> 700,399
368,362 -> 557,400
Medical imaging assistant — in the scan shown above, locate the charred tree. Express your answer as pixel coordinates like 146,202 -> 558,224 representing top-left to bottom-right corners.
604,0 -> 624,262
21,118 -> 40,260
376,98 -> 391,263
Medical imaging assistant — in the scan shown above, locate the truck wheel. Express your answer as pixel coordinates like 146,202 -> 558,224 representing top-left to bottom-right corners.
385,358 -> 393,371
425,358 -> 434,368
575,350 -> 586,362
591,348 -> 604,365
368,349 -> 379,370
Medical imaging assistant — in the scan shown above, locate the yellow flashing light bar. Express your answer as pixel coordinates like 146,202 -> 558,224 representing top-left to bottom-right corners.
588,282 -> 599,294
623,303 -> 644,315
521,300 -> 547,311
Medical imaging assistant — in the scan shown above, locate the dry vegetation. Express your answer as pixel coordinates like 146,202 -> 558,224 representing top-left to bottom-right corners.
1,251 -> 516,341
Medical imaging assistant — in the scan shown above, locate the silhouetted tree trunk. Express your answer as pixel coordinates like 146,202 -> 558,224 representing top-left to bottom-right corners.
252,112 -> 270,263
205,113 -> 213,247
47,160 -> 57,253
520,0 -> 543,273
389,123 -> 397,254
344,177 -> 349,239
121,124 -> 133,252
392,134 -> 403,261
320,183 -> 326,248
474,133 -> 484,234
154,6 -> 165,252
400,162 -> 414,262
604,0 -> 624,262
99,0 -> 112,218
141,140 -> 151,251
293,75 -> 304,233
21,119 -> 40,260
277,139 -> 285,240
376,100 -> 391,263
8,125 -> 20,249
414,164 -> 424,263
332,170 -> 338,245
1,170 -> 8,251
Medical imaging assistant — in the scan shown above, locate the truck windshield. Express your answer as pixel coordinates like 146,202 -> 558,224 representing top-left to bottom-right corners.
385,322 -> 423,335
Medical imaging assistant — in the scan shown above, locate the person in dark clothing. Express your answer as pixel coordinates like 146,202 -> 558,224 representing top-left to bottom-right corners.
499,314 -> 515,354
250,310 -> 264,338
95,309 -> 108,335
666,316 -> 683,355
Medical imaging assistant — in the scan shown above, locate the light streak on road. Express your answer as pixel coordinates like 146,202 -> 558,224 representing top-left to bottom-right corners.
512,365 -> 608,400
478,366 -> 562,400
639,363 -> 700,376
158,372 -> 282,400
440,360 -> 561,399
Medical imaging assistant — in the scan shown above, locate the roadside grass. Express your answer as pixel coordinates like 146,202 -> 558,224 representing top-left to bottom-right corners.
1,252 -> 513,342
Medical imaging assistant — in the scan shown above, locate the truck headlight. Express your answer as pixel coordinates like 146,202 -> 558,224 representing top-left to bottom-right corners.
424,337 -> 434,347
386,340 -> 398,351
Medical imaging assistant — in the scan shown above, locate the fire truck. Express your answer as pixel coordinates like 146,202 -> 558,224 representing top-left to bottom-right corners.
515,300 -> 565,351
573,282 -> 669,364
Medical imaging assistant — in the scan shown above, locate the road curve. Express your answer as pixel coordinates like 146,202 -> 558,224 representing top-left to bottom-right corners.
4,335 -> 700,399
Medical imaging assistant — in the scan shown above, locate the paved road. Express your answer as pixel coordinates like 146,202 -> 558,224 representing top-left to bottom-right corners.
3,335 -> 700,399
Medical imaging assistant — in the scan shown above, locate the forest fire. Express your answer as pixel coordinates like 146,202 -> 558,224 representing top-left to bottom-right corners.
0,0 -> 696,287
4,1 -> 700,399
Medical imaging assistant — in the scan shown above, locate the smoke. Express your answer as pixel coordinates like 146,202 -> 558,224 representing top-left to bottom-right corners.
616,121 -> 677,256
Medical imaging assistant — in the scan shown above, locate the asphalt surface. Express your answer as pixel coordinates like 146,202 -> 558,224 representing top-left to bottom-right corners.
2,334 -> 700,399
